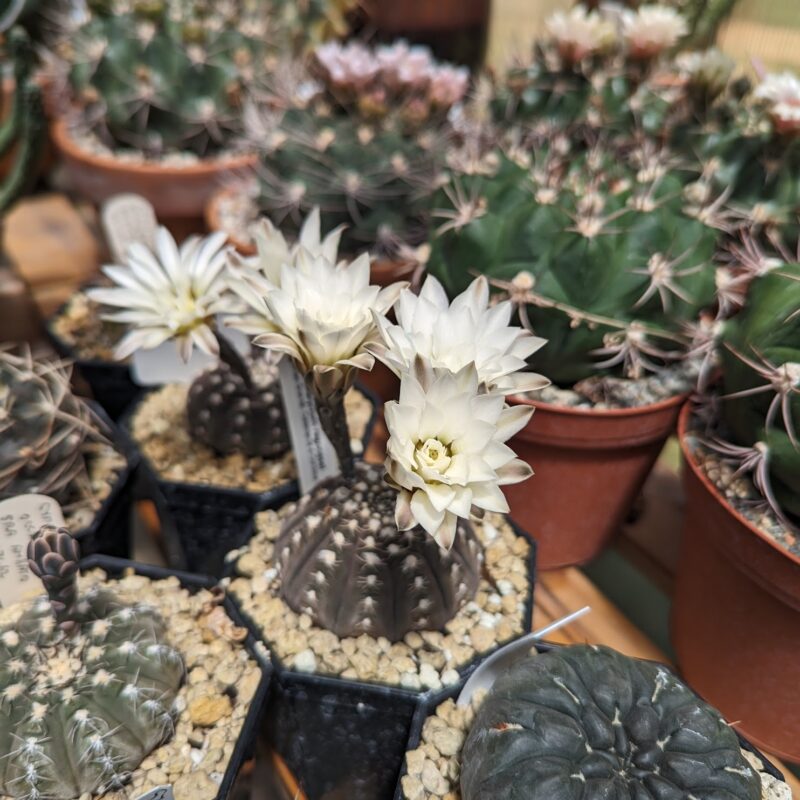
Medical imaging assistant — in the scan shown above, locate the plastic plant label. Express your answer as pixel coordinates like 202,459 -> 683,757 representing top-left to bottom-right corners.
278,357 -> 340,494
134,787 -> 175,800
101,193 -> 159,263
131,321 -> 250,387
0,495 -> 65,608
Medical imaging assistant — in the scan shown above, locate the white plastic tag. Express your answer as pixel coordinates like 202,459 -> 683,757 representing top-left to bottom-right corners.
131,322 -> 250,386
101,194 -> 159,263
134,786 -> 175,800
0,495 -> 65,607
278,358 -> 340,494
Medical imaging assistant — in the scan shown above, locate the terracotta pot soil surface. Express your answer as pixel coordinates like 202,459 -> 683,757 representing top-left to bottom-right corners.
504,392 -> 686,570
397,683 -> 790,800
672,403 -> 800,763
50,117 -> 257,221
226,508 -> 532,692
0,569 -> 265,800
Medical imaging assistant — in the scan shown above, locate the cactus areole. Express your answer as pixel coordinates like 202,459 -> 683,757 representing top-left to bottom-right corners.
460,644 -> 762,800
0,526 -> 184,799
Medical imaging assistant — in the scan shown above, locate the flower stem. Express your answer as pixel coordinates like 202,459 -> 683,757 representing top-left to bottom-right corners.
215,331 -> 253,389
316,392 -> 355,480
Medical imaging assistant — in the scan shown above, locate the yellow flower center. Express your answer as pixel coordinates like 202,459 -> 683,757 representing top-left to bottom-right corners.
415,437 -> 452,474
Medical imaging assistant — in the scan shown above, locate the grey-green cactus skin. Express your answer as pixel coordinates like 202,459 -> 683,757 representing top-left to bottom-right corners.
0,526 -> 184,800
276,462 -> 483,642
0,350 -> 101,504
186,360 -> 289,458
461,644 -> 762,800
719,263 -> 800,523
429,143 -> 719,386
0,26 -> 44,213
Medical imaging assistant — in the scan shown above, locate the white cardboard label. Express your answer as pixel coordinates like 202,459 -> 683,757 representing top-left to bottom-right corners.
278,358 -> 340,494
134,786 -> 175,800
131,322 -> 250,386
101,194 -> 159,263
0,495 -> 65,608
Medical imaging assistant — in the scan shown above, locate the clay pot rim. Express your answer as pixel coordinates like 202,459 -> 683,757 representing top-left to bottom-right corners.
511,389 -> 688,418
678,401 -> 800,569
51,116 -> 258,178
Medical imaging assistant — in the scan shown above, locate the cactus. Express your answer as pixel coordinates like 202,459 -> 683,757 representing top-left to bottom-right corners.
0,26 -> 44,212
429,138 -> 719,386
276,462 -> 482,641
0,348 -> 103,504
0,526 -> 184,800
50,0 -> 279,159
461,644 -> 762,800
246,40 -> 468,260
711,262 -> 800,526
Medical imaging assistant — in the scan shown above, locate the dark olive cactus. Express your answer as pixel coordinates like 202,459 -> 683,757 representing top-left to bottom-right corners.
0,526 -> 184,800
276,462 -> 482,641
186,356 -> 289,459
461,644 -> 762,800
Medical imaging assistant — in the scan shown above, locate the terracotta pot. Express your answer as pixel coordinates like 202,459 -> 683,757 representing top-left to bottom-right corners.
50,118 -> 258,228
672,402 -> 800,763
365,0 -> 489,31
504,392 -> 686,569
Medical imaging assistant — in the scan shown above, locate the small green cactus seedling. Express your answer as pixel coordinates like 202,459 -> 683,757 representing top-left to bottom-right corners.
0,349 -> 103,505
0,26 -> 44,213
246,40 -> 469,260
708,261 -> 800,527
0,525 -> 184,799
50,0 -> 278,158
429,137 -> 720,386
461,644 -> 762,800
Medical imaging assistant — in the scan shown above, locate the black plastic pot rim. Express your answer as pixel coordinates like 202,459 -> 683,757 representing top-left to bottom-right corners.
120,381 -> 380,505
229,517 -> 537,704
78,553 -> 273,800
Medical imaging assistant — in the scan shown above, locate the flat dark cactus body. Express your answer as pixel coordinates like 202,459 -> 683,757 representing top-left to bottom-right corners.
186,360 -> 289,458
461,644 -> 762,800
276,462 -> 483,642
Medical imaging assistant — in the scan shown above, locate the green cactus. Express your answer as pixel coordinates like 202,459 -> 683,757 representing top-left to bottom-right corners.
275,462 -> 482,641
0,26 -> 44,212
716,263 -> 800,525
53,0 -> 278,158
428,140 -> 720,386
248,40 -> 468,259
461,644 -> 762,800
0,525 -> 184,800
0,349 -> 103,505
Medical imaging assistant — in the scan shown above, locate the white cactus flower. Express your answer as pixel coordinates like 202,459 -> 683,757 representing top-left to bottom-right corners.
87,227 -> 234,361
545,6 -> 616,63
368,275 -> 549,395
240,222 -> 406,397
621,5 -> 688,59
755,72 -> 800,134
227,208 -> 344,336
385,358 -> 534,549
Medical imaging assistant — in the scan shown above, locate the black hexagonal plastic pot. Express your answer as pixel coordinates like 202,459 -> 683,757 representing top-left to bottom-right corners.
230,523 -> 537,800
79,554 -> 273,800
391,642 -> 788,800
121,383 -> 379,578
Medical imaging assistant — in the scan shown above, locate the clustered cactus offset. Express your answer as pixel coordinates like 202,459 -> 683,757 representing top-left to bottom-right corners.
246,40 -> 469,260
51,0 -> 279,158
461,644 -> 763,799
0,526 -> 184,799
0,349 -> 103,504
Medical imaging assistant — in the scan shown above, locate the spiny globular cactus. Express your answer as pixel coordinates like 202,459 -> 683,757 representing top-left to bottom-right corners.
276,462 -> 482,641
0,349 -> 103,504
247,40 -> 468,260
0,26 -> 44,212
429,138 -> 720,386
716,262 -> 800,526
0,526 -> 184,800
52,0 -> 278,158
461,644 -> 763,800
